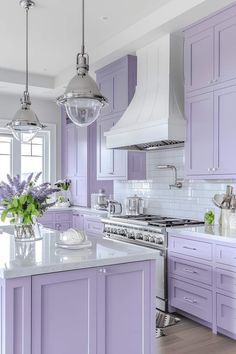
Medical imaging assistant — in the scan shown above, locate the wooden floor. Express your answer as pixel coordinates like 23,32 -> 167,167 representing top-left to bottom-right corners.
156,316 -> 236,354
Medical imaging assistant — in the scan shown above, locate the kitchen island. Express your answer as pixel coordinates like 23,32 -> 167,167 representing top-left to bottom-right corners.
0,230 -> 157,354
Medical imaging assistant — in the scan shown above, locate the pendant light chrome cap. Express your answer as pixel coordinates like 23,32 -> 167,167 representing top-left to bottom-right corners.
57,69 -> 108,127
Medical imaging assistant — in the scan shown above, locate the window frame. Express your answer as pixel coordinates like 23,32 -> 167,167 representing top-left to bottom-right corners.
0,126 -> 53,183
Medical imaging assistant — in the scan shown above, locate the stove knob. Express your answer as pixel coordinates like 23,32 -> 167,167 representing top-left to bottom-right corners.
136,233 -> 143,240
105,226 -> 110,233
143,234 -> 149,241
156,237 -> 163,245
149,236 -> 155,243
128,232 -> 135,239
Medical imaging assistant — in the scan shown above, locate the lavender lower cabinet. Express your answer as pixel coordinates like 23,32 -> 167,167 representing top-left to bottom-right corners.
38,211 -> 73,231
96,261 -> 154,354
217,294 -> 236,336
169,233 -> 236,340
72,212 -> 84,230
83,215 -> 103,237
169,278 -> 212,323
32,269 -> 97,354
0,277 -> 31,354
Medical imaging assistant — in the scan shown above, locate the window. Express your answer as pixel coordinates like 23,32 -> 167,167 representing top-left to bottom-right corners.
0,135 -> 12,182
21,137 -> 44,184
0,130 -> 51,183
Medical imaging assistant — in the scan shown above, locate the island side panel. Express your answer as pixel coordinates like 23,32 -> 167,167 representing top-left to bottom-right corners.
1,277 -> 31,354
96,260 -> 156,354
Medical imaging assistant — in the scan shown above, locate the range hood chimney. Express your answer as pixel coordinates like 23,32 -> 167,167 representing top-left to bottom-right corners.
105,34 -> 185,151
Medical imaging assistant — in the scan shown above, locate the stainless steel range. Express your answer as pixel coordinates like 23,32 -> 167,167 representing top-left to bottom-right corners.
102,215 -> 204,312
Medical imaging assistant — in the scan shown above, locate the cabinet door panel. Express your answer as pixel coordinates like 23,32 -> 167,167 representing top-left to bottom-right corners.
97,118 -> 114,178
113,69 -> 128,113
217,294 -> 236,334
98,76 -> 113,116
215,17 -> 236,85
214,86 -> 236,175
32,269 -> 97,354
185,93 -> 214,175
185,29 -> 214,91
66,124 -> 77,177
97,261 -> 154,354
76,126 -> 87,177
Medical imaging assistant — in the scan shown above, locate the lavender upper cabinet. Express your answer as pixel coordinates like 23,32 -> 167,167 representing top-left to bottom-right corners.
215,16 -> 236,85
185,29 -> 214,92
185,3 -> 236,178
96,55 -> 146,181
214,86 -> 236,175
185,93 -> 214,176
63,118 -> 89,206
32,269 -> 97,354
97,261 -> 154,354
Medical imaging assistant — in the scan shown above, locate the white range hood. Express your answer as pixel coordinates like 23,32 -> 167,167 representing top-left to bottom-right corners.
105,34 -> 185,151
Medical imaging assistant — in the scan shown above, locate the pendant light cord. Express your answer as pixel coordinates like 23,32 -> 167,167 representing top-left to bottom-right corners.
81,0 -> 85,55
25,7 -> 29,93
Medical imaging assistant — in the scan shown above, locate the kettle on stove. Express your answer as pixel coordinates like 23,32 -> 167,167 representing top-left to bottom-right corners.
125,195 -> 144,216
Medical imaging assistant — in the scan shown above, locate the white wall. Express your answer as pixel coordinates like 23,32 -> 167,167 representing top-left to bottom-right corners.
114,147 -> 236,223
0,93 -> 61,181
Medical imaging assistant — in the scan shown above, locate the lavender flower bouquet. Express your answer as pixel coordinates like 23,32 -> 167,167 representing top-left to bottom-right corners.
0,173 -> 59,241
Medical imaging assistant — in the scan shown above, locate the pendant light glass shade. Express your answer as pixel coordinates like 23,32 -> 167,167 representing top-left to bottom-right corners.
7,1 -> 46,142
57,0 -> 108,126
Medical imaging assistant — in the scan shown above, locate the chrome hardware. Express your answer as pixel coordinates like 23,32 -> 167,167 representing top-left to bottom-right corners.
183,268 -> 198,274
156,237 -> 163,245
208,168 -> 212,172
183,246 -> 197,251
184,297 -> 197,304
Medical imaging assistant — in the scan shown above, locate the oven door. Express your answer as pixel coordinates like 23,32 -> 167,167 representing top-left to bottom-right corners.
155,249 -> 167,312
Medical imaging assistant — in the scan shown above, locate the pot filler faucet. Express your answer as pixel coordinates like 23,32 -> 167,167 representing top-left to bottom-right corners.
156,165 -> 182,189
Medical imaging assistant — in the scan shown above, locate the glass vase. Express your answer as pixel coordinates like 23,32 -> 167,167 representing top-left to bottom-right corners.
14,219 -> 42,242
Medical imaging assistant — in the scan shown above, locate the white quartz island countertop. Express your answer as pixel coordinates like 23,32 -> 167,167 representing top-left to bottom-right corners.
169,225 -> 236,243
0,230 -> 157,279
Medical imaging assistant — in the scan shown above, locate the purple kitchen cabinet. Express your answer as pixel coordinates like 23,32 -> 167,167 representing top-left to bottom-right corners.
38,210 -> 72,231
96,261 -> 155,354
72,212 -> 84,230
97,115 -> 146,180
214,16 -> 236,85
168,232 -> 236,339
96,55 -> 146,181
83,214 -> 104,237
185,28 -> 214,92
185,92 -> 214,176
213,85 -> 236,176
96,55 -> 136,118
32,269 -> 97,354
0,277 -> 31,354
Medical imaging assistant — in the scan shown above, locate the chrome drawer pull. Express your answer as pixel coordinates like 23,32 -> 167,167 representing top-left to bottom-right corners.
183,268 -> 198,274
183,246 -> 197,251
184,297 -> 197,304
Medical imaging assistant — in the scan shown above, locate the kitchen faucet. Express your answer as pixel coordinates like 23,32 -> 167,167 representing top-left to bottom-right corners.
156,165 -> 183,189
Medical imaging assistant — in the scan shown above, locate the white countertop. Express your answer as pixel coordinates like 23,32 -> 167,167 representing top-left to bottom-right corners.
49,206 -> 108,216
169,225 -> 236,243
0,230 -> 157,279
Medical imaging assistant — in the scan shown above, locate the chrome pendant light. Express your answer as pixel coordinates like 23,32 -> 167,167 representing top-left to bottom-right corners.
57,0 -> 108,127
7,0 -> 46,143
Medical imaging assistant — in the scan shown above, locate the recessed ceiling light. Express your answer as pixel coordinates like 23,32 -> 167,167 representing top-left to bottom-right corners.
100,16 -> 108,21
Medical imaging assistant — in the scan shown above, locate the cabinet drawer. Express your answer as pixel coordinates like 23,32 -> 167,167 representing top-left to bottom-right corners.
216,268 -> 236,294
169,236 -> 212,261
55,222 -> 71,231
170,278 -> 212,322
216,245 -> 236,267
169,257 -> 212,285
55,212 -> 72,223
217,294 -> 236,334
84,218 -> 103,236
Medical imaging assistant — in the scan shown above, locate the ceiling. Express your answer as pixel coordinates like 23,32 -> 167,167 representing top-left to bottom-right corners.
0,0 -> 171,76
0,0 -> 235,98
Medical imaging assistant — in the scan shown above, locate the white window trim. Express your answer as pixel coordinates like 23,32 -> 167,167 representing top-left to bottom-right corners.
0,120 -> 57,183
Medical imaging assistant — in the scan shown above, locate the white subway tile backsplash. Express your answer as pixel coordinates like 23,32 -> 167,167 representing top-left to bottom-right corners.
114,147 -> 234,222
